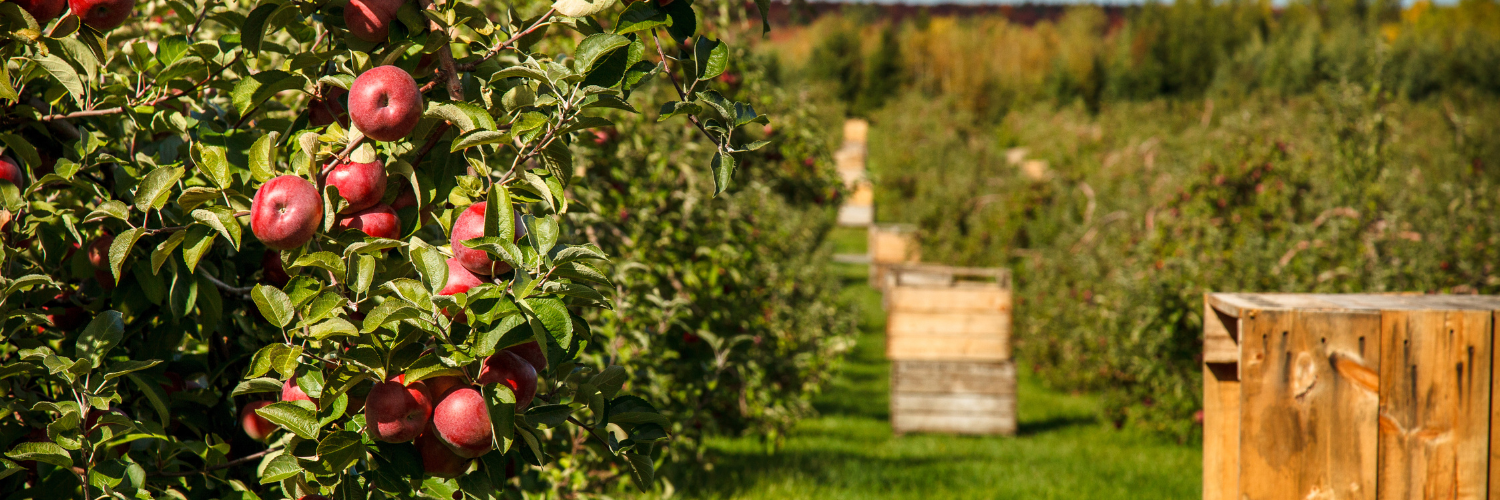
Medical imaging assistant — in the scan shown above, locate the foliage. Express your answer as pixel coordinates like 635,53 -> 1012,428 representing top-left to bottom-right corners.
0,0 -> 785,497
540,48 -> 855,494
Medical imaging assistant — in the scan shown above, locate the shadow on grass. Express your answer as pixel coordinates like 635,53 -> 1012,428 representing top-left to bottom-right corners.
1017,415 -> 1099,436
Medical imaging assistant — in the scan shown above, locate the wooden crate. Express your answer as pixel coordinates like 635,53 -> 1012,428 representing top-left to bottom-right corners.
1201,293 -> 1500,500
891,360 -> 1016,435
868,224 -> 920,287
886,265 -> 1015,436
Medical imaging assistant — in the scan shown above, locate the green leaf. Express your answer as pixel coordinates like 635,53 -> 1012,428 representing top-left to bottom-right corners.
252,285 -> 295,329
711,151 -> 735,196
256,401 -> 318,440
552,0 -> 616,18
83,200 -> 130,223
308,318 -> 358,340
409,244 -> 448,294
176,187 -> 220,212
522,404 -> 572,428
109,228 -> 144,284
151,231 -> 187,274
135,166 -> 184,212
693,37 -> 728,81
624,452 -> 655,491
125,373 -> 171,424
232,70 -> 309,116
450,130 -> 511,152
552,244 -> 609,264
242,2 -> 281,56
402,353 -> 462,384
573,33 -> 630,74
0,134 -> 40,171
181,225 -> 216,272
492,65 -> 548,82
155,56 -> 206,84
607,396 -> 669,426
482,384 -> 516,453
259,453 -> 301,484
232,377 -> 283,396
526,297 -> 573,348
3,274 -> 54,296
317,431 -> 365,474
5,441 -> 71,468
461,237 -> 521,269
657,100 -> 701,122
156,35 -> 190,66
615,2 -> 670,35
250,133 -> 278,182
75,310 -> 124,368
590,365 -> 627,399
34,54 -> 85,105
246,344 -> 290,379
103,359 -> 160,380
425,102 -> 497,133
662,0 -> 697,42
583,94 -> 637,113
361,299 -> 418,333
488,185 -> 514,242
290,251 -> 346,277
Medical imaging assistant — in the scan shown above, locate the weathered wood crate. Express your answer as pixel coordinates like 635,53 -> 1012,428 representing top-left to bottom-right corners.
886,265 -> 1015,435
1202,293 -> 1500,500
868,224 -> 920,288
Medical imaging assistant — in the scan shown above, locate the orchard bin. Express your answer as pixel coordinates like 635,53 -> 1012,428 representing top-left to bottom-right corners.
867,223 -> 920,289
1202,293 -> 1500,500
884,264 -> 1015,435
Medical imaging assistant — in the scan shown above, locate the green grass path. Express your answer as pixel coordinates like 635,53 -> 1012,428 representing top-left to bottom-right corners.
660,259 -> 1202,499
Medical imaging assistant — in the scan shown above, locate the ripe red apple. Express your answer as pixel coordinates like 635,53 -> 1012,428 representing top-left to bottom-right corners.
240,401 -> 276,441
281,378 -> 315,407
504,341 -> 547,372
251,175 -> 324,250
416,428 -> 471,478
12,0 -> 68,22
437,257 -> 483,321
69,0 -> 133,31
86,234 -> 113,269
344,0 -> 403,43
432,387 -> 492,458
391,183 -> 418,210
263,251 -> 290,286
309,87 -> 349,127
476,351 -> 536,410
425,375 -> 465,401
335,204 -> 400,239
349,66 -> 422,142
365,375 -> 432,443
325,159 -> 386,213
94,269 -> 116,292
449,203 -> 528,276
0,156 -> 22,186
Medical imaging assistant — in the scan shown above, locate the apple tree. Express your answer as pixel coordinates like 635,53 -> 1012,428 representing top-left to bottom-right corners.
0,0 -> 774,497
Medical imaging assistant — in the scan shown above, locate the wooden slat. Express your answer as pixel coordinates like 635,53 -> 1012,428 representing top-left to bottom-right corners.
891,413 -> 1016,435
1492,311 -> 1500,498
1203,362 -> 1240,500
887,312 -> 1009,337
885,336 -> 1009,361
1238,309 -> 1381,500
1203,297 -> 1240,364
892,361 -> 1015,395
888,287 -> 1010,314
1377,310 -> 1492,500
891,393 -> 1013,413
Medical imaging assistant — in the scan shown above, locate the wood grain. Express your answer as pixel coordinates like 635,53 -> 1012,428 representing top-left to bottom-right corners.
888,287 -> 1011,314
1202,362 -> 1240,500
891,360 -> 1016,395
1377,309 -> 1492,500
1203,297 -> 1240,364
1238,309 -> 1381,500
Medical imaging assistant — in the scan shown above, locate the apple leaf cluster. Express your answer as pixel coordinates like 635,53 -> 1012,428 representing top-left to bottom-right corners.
0,0 -> 774,497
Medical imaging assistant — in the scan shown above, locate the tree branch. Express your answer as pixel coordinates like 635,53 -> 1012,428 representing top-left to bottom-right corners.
454,9 -> 556,72
201,271 -> 254,296
152,447 -> 281,477
417,0 -> 465,102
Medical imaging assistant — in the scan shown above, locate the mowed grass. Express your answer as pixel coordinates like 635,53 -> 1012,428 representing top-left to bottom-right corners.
655,252 -> 1202,499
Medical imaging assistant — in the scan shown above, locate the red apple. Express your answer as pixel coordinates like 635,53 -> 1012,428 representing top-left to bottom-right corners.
335,204 -> 400,239
349,65 -> 422,142
263,251 -> 290,286
449,203 -> 527,276
0,156 -> 22,186
325,159 -> 386,213
240,401 -> 276,441
424,375 -> 464,401
309,87 -> 349,127
476,351 -> 536,410
281,378 -> 314,407
69,0 -> 132,31
391,183 -> 418,210
94,269 -> 115,292
504,341 -> 547,372
86,234 -> 113,269
416,427 -> 471,478
432,387 -> 492,458
344,0 -> 403,43
12,0 -> 68,22
365,375 -> 432,443
251,175 -> 323,250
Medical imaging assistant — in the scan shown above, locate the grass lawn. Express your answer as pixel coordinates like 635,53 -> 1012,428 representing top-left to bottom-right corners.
654,250 -> 1202,499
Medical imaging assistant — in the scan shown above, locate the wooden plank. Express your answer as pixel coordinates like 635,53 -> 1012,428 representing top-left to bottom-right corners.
1203,297 -> 1240,364
1377,309 -> 1492,500
892,361 -> 1016,395
869,226 -> 919,265
885,336 -> 1009,361
1203,362 -> 1240,500
1207,293 -> 1500,314
891,413 -> 1016,435
887,312 -> 1010,338
1238,309 -> 1382,500
891,393 -> 1013,413
889,287 -> 1010,314
1492,311 -> 1500,498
